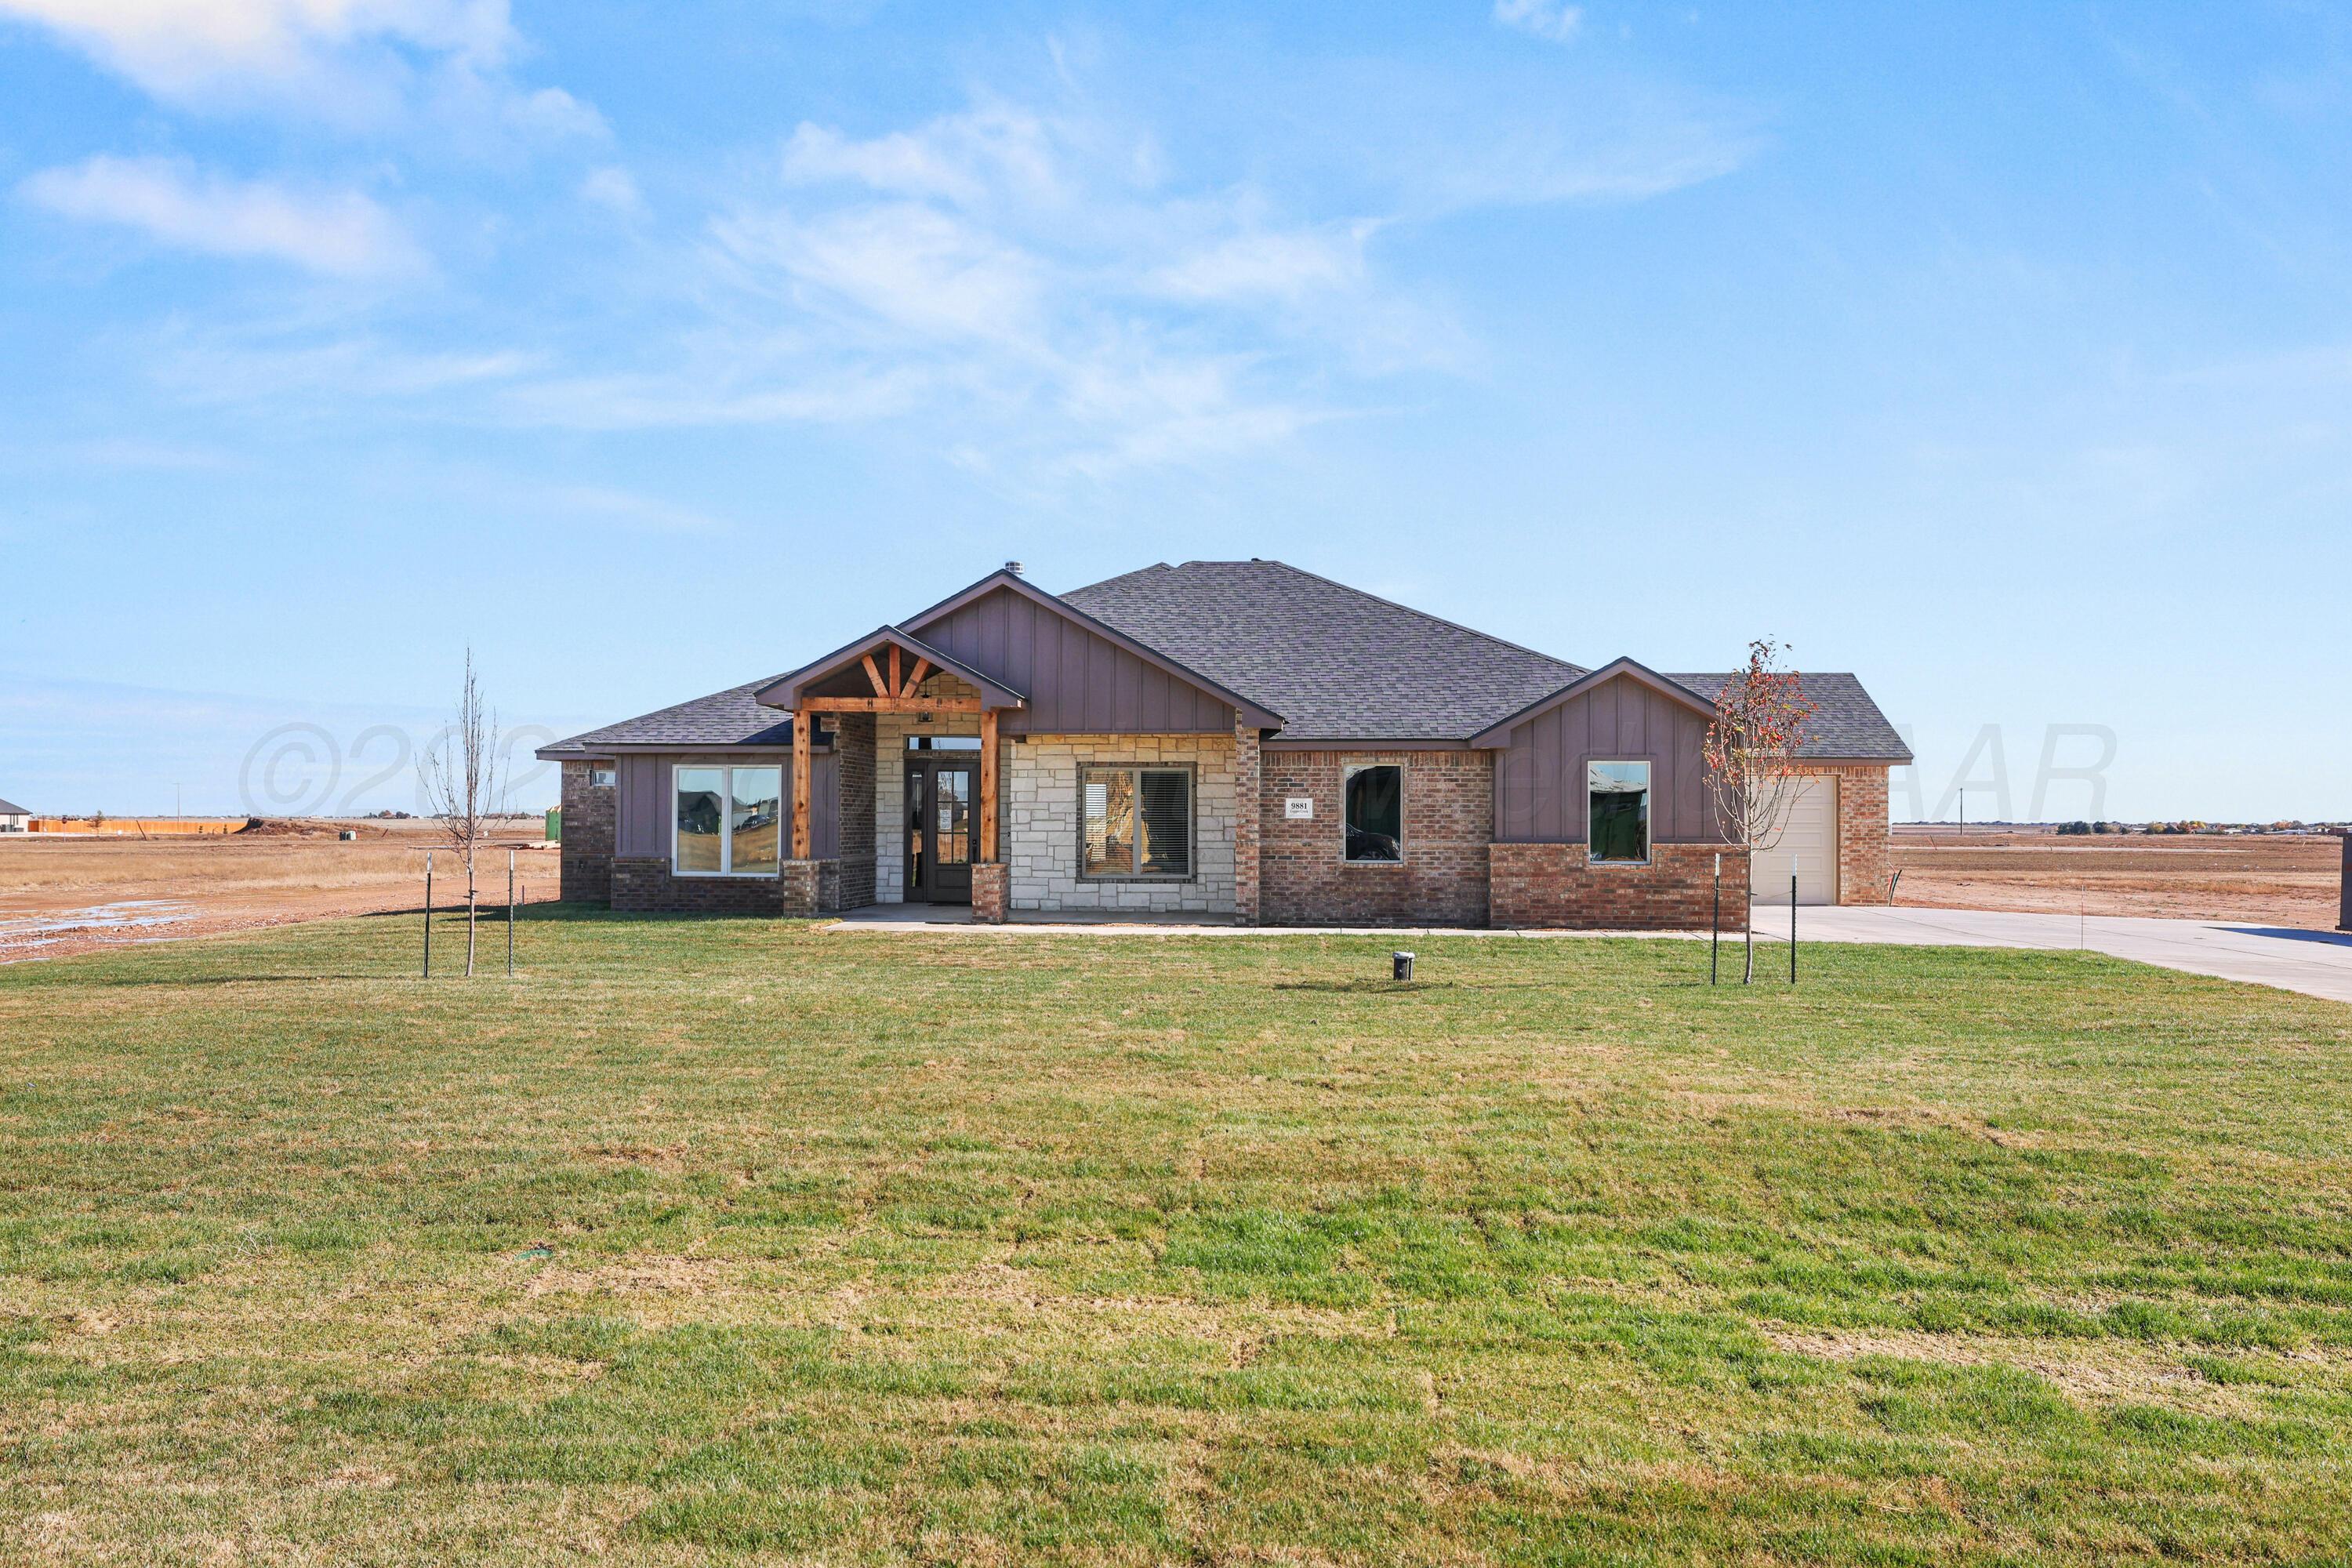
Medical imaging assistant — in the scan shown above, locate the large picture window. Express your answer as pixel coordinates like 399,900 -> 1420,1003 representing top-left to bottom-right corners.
674,764 -> 783,877
1343,764 -> 1403,862
1587,760 -> 1650,864
1080,765 -> 1192,878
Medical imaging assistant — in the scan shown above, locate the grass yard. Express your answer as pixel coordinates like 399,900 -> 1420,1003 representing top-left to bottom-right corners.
5,913 -> 2352,1566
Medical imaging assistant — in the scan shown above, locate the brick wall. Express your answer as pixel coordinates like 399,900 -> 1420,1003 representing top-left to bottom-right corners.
1490,840 -> 1746,931
1258,750 -> 1493,927
1234,717 -> 1261,925
1003,733 -> 1238,913
612,855 -> 786,914
1819,764 -> 1893,905
834,714 -> 877,909
559,760 -> 615,905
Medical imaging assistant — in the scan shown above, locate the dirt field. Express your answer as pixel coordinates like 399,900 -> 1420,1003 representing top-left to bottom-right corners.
0,819 -> 560,962
1894,827 -> 2344,928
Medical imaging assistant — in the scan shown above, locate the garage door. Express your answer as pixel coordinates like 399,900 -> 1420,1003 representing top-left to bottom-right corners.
1751,776 -> 1836,906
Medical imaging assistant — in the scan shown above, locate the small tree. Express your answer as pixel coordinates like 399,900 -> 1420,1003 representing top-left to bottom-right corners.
416,648 -> 506,977
1703,638 -> 1817,983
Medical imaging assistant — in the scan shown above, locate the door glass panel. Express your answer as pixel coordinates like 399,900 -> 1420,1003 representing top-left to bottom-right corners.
676,768 -> 724,873
731,767 -> 781,874
906,768 -> 925,887
935,768 -> 971,866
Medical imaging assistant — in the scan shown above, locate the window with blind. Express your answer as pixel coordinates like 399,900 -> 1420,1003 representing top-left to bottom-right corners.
1080,765 -> 1192,878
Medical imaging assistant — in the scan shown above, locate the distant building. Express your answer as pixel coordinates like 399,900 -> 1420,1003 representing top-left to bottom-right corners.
0,797 -> 27,833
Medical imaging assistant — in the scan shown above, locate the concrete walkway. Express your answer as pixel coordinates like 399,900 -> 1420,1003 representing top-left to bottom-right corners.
1749,903 -> 2352,1005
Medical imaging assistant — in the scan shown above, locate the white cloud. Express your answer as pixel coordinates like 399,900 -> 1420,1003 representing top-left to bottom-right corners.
0,0 -> 505,93
579,165 -> 644,216
1143,224 -> 1373,303
20,156 -> 423,276
1493,0 -> 1584,44
0,0 -> 597,140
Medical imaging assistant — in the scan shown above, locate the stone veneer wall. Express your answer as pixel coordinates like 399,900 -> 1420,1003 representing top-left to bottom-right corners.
1003,732 -> 1239,913
1258,750 -> 1494,927
559,760 -> 615,904
1490,841 -> 1745,931
1810,764 -> 1893,906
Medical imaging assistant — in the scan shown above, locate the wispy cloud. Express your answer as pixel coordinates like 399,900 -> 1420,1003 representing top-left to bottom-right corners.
20,155 -> 423,276
0,0 -> 598,140
1493,0 -> 1584,44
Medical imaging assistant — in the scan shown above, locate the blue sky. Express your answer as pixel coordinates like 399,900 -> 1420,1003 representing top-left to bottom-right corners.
2,2 -> 2347,821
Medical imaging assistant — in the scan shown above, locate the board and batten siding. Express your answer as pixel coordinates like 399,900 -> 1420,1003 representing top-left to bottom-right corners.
612,751 -> 837,860
1492,676 -> 1722,844
916,586 -> 1235,735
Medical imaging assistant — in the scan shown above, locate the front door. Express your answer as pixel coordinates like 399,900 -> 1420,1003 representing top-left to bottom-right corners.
904,760 -> 976,903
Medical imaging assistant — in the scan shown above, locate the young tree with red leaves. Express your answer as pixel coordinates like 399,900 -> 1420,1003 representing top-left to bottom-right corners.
1704,638 -> 1817,983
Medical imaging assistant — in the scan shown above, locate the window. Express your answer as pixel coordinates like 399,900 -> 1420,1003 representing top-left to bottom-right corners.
1080,765 -> 1191,878
1343,764 -> 1403,862
1587,760 -> 1650,864
590,766 -> 615,787
674,764 -> 782,876
906,735 -> 982,751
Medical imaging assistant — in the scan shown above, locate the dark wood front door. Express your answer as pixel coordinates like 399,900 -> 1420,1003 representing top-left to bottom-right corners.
905,760 -> 976,903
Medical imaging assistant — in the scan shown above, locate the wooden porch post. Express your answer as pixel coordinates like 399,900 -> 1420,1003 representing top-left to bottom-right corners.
978,706 -> 1000,862
791,706 -> 811,859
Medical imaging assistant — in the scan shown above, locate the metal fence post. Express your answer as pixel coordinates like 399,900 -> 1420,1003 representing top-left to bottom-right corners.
1790,870 -> 1798,985
507,848 -> 516,978
1711,853 -> 1720,985
423,850 -> 434,979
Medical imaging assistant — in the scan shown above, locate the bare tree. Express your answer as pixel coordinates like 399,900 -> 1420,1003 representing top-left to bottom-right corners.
416,649 -> 506,977
1703,638 -> 1817,984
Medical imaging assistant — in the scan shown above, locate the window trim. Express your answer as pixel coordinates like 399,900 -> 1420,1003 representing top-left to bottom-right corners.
1341,760 -> 1406,866
1076,762 -> 1197,882
670,761 -> 786,879
589,765 -> 615,788
1584,757 -> 1653,867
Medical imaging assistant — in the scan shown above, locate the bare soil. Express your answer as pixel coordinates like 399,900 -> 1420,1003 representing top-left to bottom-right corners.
1893,827 -> 2343,928
0,819 -> 560,962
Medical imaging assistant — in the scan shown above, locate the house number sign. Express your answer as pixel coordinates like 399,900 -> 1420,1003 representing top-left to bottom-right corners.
1284,797 -> 1313,818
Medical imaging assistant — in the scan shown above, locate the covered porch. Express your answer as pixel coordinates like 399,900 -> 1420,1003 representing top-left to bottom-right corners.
760,627 -> 1025,923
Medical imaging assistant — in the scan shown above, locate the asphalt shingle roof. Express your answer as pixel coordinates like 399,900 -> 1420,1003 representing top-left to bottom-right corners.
541,677 -> 795,755
1666,672 -> 1912,763
1062,561 -> 1587,742
0,797 -> 27,815
541,560 -> 1909,762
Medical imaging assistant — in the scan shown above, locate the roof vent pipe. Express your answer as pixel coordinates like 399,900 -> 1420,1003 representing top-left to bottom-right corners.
1004,561 -> 1024,577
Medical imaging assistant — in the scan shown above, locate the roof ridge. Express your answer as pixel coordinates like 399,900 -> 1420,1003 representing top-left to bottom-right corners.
1243,559 -> 1584,673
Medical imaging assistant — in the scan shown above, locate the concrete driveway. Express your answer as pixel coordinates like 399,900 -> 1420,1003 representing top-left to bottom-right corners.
1748,903 -> 2352,1005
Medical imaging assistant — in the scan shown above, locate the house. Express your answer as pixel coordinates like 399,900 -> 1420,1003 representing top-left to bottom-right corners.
0,798 -> 27,833
537,561 -> 1911,927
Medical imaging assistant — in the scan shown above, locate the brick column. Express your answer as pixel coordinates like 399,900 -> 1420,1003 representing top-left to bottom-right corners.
1232,714 -> 1261,925
971,862 -> 1009,924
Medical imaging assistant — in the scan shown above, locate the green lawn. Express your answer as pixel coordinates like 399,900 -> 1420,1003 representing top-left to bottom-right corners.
5,912 -> 2352,1565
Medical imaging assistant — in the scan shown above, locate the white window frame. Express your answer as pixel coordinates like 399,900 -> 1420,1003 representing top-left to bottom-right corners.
1341,760 -> 1406,866
590,766 -> 615,788
1077,763 -> 1196,881
1585,758 -> 1653,867
670,762 -> 786,878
